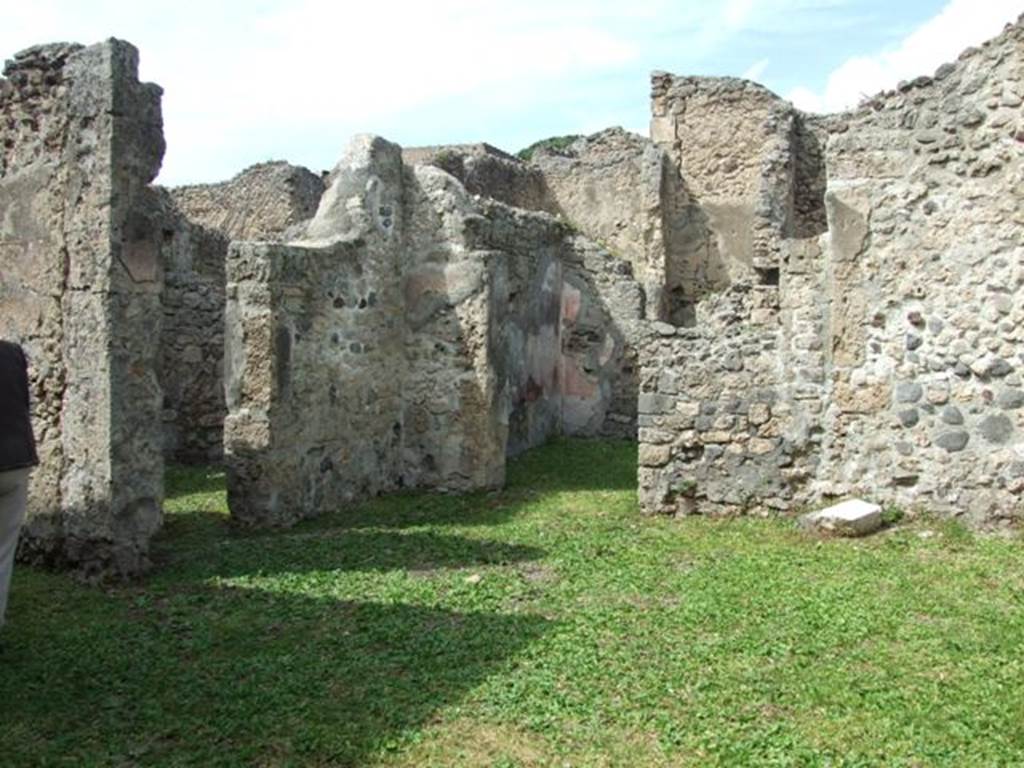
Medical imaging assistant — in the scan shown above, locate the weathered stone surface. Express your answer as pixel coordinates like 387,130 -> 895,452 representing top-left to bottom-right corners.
6,11 -> 1024,566
1,39 -> 166,576
935,431 -> 970,453
638,444 -> 672,467
895,382 -> 924,404
997,389 -> 1024,410
225,134 -> 647,525
403,143 -> 546,211
897,408 -> 919,428
226,137 -> 411,526
172,161 -> 324,242
157,162 -> 324,464
529,128 -> 680,321
941,406 -> 965,425
801,500 -> 883,537
640,15 -> 1024,526
978,414 -> 1013,445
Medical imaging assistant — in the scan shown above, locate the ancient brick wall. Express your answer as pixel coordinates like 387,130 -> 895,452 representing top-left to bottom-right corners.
639,15 -> 1024,526
815,18 -> 1024,524
225,134 -> 649,524
225,137 -> 407,526
0,40 -> 167,575
403,143 -> 547,211
529,129 -> 675,322
158,162 -> 324,464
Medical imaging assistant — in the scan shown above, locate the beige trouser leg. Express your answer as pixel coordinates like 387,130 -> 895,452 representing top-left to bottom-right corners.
0,468 -> 30,629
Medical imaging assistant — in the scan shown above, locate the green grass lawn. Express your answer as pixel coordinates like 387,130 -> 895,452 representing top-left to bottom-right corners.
3,439 -> 1024,767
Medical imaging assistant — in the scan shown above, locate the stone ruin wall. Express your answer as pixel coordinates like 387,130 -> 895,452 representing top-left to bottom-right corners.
161,163 -> 324,464
817,19 -> 1024,524
0,40 -> 167,575
408,132 -> 678,444
170,161 -> 325,242
652,76 -> 784,299
2,16 -> 1020,579
640,72 -> 828,517
224,229 -> 409,527
158,162 -> 324,463
225,136 -> 649,524
480,199 -> 645,447
528,128 -> 673,322
639,16 -> 1024,525
402,143 -> 547,211
156,201 -> 229,464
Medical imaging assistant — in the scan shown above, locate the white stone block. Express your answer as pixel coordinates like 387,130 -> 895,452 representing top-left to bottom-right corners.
801,499 -> 883,536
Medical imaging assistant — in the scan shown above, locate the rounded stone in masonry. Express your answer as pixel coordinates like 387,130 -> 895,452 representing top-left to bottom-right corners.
934,430 -> 970,452
996,388 -> 1024,410
972,356 -> 1014,378
895,381 -> 924,403
941,405 -> 965,425
898,408 -> 919,428
992,294 -> 1013,315
989,358 -> 1014,377
978,413 -> 1014,444
721,352 -> 744,372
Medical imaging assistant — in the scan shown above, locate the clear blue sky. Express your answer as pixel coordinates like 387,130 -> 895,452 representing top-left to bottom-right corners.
2,0 -> 1021,185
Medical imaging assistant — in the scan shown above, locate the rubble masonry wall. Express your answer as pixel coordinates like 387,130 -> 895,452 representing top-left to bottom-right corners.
0,40 -> 167,574
639,17 -> 1024,525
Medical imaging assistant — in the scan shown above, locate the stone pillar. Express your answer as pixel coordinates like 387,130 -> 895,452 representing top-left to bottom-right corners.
224,137 -> 408,526
0,39 -> 166,576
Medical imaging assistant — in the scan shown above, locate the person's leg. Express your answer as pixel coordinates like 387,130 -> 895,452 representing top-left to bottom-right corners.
0,468 -> 30,629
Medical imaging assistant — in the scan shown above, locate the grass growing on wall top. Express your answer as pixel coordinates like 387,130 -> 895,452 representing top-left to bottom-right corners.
515,134 -> 581,162
3,439 -> 1024,766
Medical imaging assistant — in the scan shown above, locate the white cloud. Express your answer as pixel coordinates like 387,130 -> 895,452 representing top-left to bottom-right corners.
789,0 -> 1023,113
0,0 -> 654,183
724,0 -> 760,28
4,0 -> 1020,183
787,85 -> 824,112
742,58 -> 770,81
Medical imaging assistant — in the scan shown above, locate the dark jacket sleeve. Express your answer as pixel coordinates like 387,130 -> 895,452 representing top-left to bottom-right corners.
19,347 -> 29,409
0,341 -> 39,472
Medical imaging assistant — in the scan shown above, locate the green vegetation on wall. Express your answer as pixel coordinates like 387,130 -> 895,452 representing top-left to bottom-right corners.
515,134 -> 581,162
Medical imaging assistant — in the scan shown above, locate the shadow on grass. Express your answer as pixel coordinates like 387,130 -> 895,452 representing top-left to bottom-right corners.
4,442 -> 620,764
2,577 -> 550,766
156,527 -> 544,581
164,437 -> 638,536
275,438 -> 637,533
26,439 -> 637,763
